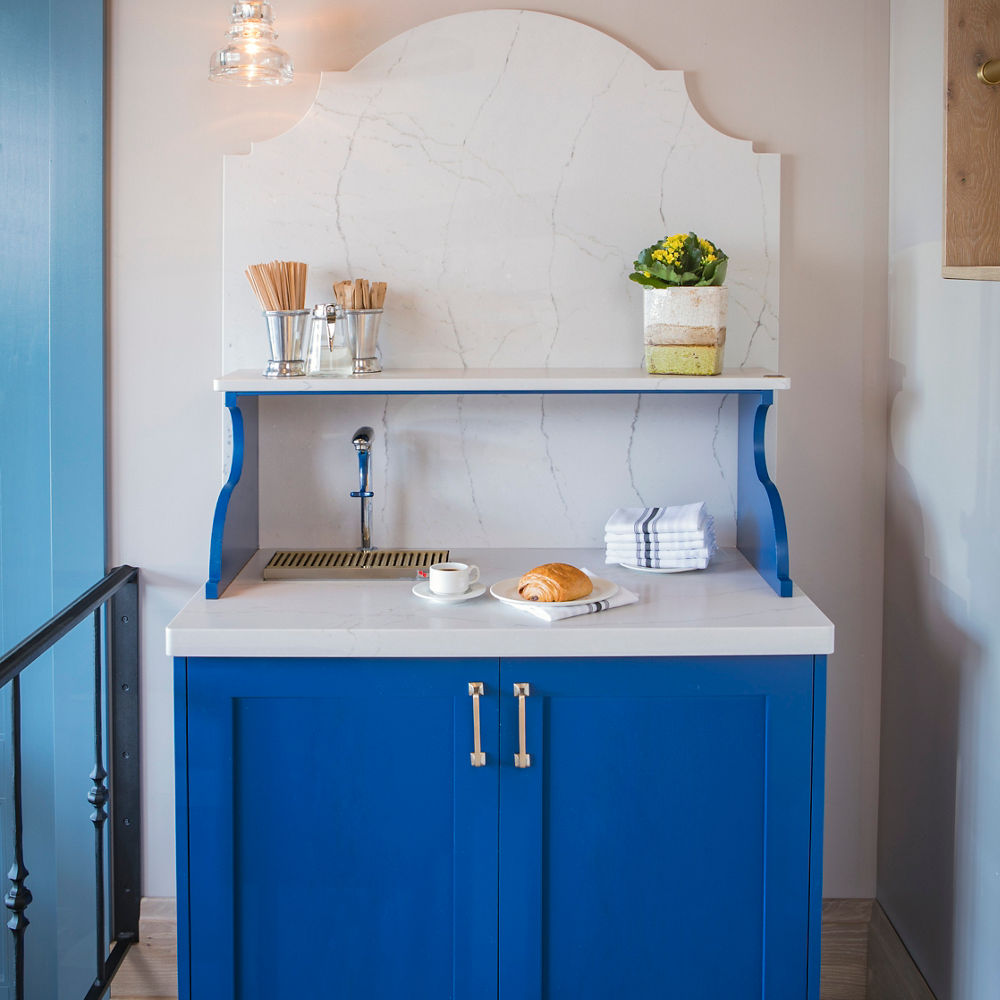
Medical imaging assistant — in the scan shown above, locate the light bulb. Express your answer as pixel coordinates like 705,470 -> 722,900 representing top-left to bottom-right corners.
209,2 -> 293,86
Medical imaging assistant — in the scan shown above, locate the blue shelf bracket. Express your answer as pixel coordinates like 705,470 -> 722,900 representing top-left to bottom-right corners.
206,393 -> 259,599
736,390 -> 793,597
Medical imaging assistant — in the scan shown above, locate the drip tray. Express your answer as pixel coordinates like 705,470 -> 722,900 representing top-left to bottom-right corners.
263,548 -> 450,581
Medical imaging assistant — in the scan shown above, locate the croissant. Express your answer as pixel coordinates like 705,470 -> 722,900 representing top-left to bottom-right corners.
517,563 -> 593,602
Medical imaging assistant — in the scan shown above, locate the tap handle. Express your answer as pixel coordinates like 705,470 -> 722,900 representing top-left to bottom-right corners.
352,426 -> 374,452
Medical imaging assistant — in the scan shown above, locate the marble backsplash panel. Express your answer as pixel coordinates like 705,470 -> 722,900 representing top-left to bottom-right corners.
258,392 -> 740,550
222,10 -> 779,548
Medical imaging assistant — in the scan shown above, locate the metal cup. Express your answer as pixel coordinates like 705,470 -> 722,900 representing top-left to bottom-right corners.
343,309 -> 383,374
263,309 -> 310,377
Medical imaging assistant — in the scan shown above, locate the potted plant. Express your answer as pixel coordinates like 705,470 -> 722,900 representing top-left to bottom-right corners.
629,232 -> 729,375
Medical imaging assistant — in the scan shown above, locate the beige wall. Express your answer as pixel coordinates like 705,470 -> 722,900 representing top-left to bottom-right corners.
879,1 -> 1000,997
109,0 -> 889,897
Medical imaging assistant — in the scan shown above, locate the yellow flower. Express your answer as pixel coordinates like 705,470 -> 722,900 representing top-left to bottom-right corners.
643,270 -> 651,277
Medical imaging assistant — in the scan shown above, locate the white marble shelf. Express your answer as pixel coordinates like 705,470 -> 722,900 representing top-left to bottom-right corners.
213,368 -> 791,395
168,547 -> 833,659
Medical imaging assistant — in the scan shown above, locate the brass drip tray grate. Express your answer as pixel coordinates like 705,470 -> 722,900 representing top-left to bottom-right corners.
263,548 -> 450,581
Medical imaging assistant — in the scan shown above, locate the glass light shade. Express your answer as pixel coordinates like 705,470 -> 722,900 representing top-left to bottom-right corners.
209,2 -> 293,86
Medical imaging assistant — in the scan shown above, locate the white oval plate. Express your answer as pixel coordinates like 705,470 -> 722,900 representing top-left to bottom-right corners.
490,576 -> 618,608
412,582 -> 486,603
617,562 -> 702,574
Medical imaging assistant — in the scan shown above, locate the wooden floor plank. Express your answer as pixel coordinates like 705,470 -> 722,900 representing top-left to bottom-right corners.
820,899 -> 872,1000
110,896 -> 938,1000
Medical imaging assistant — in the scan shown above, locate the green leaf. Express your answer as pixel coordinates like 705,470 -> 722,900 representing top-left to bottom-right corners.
629,272 -> 668,288
713,259 -> 728,285
647,260 -> 673,281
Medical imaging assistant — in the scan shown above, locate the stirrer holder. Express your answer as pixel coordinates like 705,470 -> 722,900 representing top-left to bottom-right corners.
262,309 -> 310,377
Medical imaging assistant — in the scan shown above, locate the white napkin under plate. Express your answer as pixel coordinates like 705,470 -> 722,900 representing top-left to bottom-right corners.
509,570 -> 639,622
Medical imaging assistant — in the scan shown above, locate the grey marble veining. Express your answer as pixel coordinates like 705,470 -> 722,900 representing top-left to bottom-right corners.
221,11 -> 780,548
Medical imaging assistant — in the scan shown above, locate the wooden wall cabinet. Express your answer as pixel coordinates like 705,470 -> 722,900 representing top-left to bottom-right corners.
944,0 -> 1000,279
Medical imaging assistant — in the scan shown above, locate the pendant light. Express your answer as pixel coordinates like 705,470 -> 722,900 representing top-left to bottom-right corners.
209,2 -> 293,86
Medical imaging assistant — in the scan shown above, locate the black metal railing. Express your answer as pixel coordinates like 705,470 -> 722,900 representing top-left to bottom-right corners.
0,566 -> 140,1000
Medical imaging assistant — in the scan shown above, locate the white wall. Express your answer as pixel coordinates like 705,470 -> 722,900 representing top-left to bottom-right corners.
879,1 -> 1000,997
109,0 -> 889,898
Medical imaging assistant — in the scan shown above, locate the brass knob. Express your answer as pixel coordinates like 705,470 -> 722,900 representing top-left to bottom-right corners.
978,59 -> 1000,85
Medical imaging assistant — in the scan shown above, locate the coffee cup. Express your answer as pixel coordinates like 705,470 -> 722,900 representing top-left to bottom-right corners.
428,561 -> 480,596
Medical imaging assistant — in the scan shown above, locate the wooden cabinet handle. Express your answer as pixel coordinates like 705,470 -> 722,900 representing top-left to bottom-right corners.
513,683 -> 531,768
468,682 -> 486,766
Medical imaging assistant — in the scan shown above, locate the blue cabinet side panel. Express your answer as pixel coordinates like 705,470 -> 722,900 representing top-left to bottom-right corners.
736,391 -> 793,597
807,656 -> 828,999
174,659 -> 191,1000
206,394 -> 259,598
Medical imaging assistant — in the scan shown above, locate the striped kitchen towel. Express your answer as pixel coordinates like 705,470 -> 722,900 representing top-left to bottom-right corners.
604,503 -> 716,570
604,503 -> 711,536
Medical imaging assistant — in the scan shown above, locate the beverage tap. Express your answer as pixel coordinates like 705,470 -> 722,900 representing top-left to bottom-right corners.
351,427 -> 375,551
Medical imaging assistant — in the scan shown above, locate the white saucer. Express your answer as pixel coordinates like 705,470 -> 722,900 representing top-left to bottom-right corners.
412,582 -> 486,603
490,576 -> 618,607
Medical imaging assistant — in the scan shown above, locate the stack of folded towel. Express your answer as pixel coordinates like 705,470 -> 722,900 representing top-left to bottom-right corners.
604,502 -> 717,570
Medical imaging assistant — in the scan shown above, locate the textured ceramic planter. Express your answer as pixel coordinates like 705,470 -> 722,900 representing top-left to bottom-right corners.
643,286 -> 728,375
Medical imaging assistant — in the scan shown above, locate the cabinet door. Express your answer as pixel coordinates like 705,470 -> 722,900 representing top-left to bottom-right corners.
178,657 -> 500,1000
498,656 -> 821,1000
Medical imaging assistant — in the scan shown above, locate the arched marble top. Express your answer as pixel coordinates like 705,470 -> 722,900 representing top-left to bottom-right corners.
222,9 -> 778,373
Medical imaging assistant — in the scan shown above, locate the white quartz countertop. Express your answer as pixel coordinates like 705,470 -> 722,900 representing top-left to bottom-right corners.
166,548 -> 833,659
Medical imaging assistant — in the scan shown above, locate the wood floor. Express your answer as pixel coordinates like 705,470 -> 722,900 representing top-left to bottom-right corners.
110,897 -> 937,1000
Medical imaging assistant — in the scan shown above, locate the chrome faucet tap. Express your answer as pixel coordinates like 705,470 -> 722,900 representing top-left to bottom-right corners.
350,426 -> 375,551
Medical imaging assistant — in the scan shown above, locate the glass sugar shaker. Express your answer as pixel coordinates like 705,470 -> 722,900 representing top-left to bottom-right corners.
306,303 -> 353,376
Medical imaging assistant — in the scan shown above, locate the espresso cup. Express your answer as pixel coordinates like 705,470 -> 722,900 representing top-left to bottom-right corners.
428,561 -> 480,596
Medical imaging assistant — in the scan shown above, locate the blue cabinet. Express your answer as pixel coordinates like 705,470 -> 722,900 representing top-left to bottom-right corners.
176,653 -> 825,999
177,657 -> 500,1000
498,656 -> 825,999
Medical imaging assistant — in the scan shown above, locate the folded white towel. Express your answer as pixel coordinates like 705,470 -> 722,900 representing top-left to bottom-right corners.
604,527 -> 713,544
604,503 -> 709,536
604,528 -> 715,550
